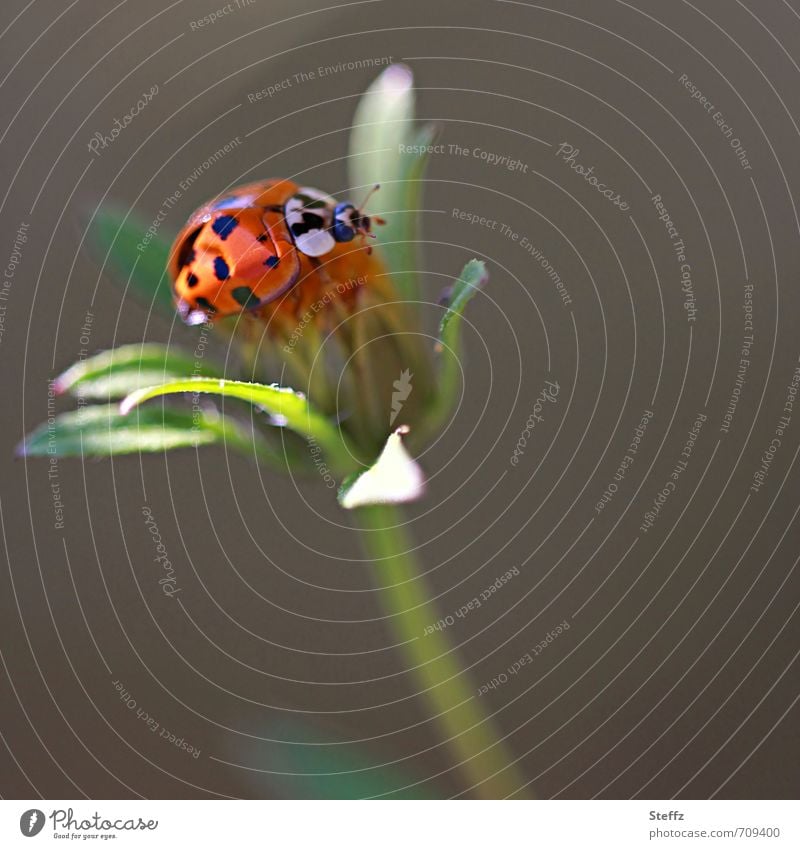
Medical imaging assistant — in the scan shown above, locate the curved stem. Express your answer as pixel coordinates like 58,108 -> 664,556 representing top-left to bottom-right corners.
356,504 -> 528,799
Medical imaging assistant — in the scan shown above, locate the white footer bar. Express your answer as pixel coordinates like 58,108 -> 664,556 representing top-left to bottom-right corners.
2,800 -> 797,848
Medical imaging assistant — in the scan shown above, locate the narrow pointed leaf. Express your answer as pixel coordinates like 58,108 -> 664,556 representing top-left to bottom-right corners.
419,259 -> 489,440
437,258 -> 488,378
54,343 -> 221,400
17,404 -> 253,457
438,258 -> 488,343
349,64 -> 415,199
121,378 -> 353,473
349,64 -> 431,298
390,121 -> 439,282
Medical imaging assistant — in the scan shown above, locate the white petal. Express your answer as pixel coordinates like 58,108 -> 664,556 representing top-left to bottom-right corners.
340,427 -> 425,509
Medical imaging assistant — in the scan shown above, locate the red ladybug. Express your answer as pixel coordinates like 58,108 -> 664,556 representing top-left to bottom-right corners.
169,179 -> 382,325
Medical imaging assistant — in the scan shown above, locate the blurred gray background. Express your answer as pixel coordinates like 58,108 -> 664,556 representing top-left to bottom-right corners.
1,0 -> 799,799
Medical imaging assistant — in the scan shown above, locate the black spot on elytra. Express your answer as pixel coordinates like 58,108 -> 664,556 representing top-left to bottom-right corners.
195,297 -> 217,313
231,287 -> 260,308
264,255 -> 279,268
177,226 -> 202,268
187,272 -> 199,288
211,215 -> 238,240
213,257 -> 230,280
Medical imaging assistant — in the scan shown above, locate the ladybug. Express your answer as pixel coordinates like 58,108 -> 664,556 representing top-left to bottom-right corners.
169,179 -> 383,325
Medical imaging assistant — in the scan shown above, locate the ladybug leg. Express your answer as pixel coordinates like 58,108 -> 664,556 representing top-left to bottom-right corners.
353,228 -> 377,256
308,255 -> 335,289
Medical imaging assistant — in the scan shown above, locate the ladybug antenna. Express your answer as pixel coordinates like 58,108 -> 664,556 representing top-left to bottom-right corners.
359,183 -> 381,213
353,185 -> 383,254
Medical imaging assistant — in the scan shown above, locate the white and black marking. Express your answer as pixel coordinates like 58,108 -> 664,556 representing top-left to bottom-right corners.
284,187 -> 335,257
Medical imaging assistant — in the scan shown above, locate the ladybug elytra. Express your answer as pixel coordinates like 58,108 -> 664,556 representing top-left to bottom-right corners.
169,179 -> 383,325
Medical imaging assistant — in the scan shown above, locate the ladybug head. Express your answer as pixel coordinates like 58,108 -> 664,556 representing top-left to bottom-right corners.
331,185 -> 385,249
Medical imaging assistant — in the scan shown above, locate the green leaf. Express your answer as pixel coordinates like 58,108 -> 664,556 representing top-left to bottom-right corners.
16,404 -> 252,457
89,205 -> 175,315
349,64 -> 415,202
120,378 -> 354,474
438,259 -> 488,342
418,260 -> 488,442
349,64 -> 434,299
392,121 -> 438,277
54,343 -> 220,400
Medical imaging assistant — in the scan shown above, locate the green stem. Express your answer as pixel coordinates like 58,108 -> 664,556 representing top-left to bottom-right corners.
357,504 -> 527,799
